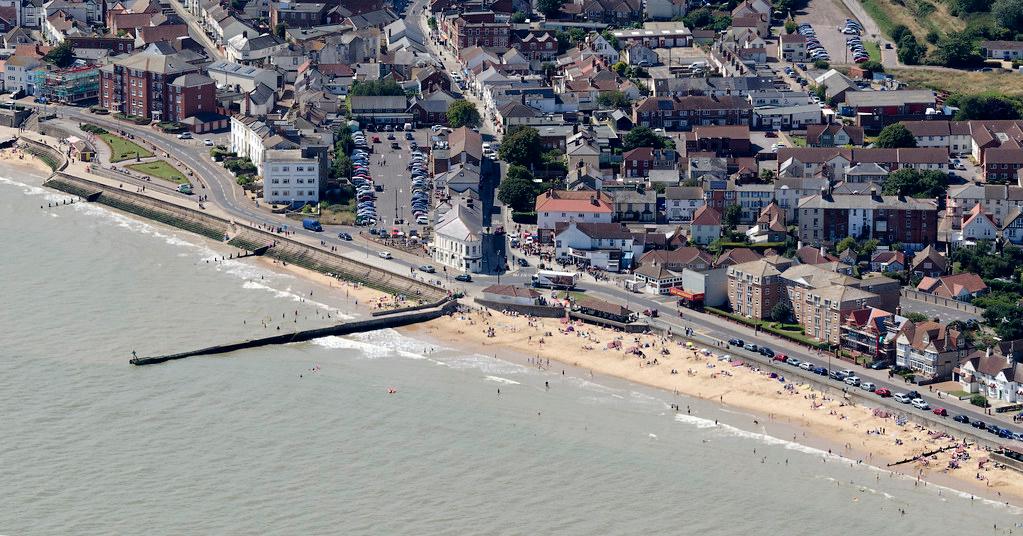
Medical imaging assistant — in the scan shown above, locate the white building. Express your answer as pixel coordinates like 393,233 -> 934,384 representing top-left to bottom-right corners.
957,341 -> 1023,403
554,221 -> 642,272
2,55 -> 42,94
262,149 -> 319,206
432,202 -> 486,273
535,190 -> 614,240
226,32 -> 286,64
230,115 -> 270,171
207,60 -> 279,93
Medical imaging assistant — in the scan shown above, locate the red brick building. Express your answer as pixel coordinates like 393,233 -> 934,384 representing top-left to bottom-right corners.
632,95 -> 752,130
448,11 -> 510,51
797,190 -> 938,247
513,31 -> 558,62
99,49 -> 216,123
683,125 -> 752,156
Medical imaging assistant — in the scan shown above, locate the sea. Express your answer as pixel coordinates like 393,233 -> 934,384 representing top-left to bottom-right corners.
3,168 -> 1023,535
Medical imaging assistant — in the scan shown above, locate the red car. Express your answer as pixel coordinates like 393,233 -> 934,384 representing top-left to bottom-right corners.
933,407 -> 948,416
773,354 -> 787,362
372,135 -> 381,143
875,388 -> 892,397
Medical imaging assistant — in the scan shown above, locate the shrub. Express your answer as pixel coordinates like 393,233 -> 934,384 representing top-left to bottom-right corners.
970,394 -> 990,407
511,211 -> 538,224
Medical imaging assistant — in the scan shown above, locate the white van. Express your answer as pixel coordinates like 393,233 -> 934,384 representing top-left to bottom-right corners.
403,122 -> 413,132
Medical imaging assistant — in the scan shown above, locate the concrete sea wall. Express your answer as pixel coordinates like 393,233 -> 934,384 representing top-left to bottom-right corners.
42,173 -> 446,300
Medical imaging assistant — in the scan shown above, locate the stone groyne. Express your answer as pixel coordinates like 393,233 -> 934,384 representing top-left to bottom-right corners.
131,300 -> 457,365
42,173 -> 447,300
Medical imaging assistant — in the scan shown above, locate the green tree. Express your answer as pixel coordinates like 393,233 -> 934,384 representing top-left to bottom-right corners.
683,8 -> 714,29
770,301 -> 793,323
510,11 -> 528,23
949,93 -> 1023,120
881,168 -> 949,198
506,164 -> 534,183
932,32 -> 982,67
723,203 -> 742,228
784,18 -> 798,34
596,90 -> 630,110
612,61 -> 628,75
498,127 -> 543,168
897,34 -> 924,64
446,100 -> 481,129
759,168 -> 776,182
994,0 -> 1023,32
891,24 -> 913,43
536,0 -> 564,17
812,59 -> 830,70
498,177 -> 539,212
601,29 -> 619,48
349,79 -> 405,96
859,239 -> 880,257
273,22 -> 286,38
43,40 -> 75,68
835,236 -> 857,253
875,123 -> 918,148
622,126 -> 664,150
427,16 -> 437,30
860,60 -> 884,72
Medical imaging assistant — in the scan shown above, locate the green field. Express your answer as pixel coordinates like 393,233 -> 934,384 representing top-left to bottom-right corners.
865,41 -> 881,63
99,133 -> 153,162
127,160 -> 188,184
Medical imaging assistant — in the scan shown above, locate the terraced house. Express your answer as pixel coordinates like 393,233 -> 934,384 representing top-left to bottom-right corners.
632,95 -> 752,131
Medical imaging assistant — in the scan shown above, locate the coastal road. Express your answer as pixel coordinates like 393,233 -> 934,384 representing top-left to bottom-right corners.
562,279 -> 1022,437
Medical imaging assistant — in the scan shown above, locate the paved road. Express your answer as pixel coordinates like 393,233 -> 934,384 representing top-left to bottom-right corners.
166,0 -> 225,60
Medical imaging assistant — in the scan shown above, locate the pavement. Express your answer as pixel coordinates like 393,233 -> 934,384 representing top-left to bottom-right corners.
899,295 -> 982,323
165,0 -> 225,60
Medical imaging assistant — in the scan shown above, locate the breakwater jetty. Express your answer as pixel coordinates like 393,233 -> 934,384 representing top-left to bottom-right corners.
42,173 -> 446,301
131,298 -> 456,365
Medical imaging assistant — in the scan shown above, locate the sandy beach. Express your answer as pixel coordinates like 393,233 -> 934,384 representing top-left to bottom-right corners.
257,257 -> 419,314
0,146 -> 55,175
406,306 -> 1023,506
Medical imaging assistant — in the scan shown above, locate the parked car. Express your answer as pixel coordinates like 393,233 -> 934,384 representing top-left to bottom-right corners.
378,251 -> 392,259
338,232 -> 352,240
972,419 -> 987,429
177,132 -> 193,139
454,274 -> 472,282
893,393 -> 912,403
786,357 -> 801,367
813,366 -> 828,376
758,346 -> 774,357
875,388 -> 892,397
729,339 -> 745,347
799,362 -> 814,371
868,361 -> 890,370
911,398 -> 930,410
419,265 -> 436,273
932,407 -> 948,416
953,414 -> 970,424
844,376 -> 861,387
743,343 -> 759,352
203,139 -> 214,146
860,382 -> 876,392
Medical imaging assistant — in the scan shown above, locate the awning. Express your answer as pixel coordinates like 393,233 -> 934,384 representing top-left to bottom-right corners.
670,288 -> 704,301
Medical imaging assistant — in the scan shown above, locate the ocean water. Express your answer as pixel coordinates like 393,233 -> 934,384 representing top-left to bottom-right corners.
3,170 -> 1022,535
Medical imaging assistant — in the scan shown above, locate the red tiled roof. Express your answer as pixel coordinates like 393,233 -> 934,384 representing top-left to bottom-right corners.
535,190 -> 613,213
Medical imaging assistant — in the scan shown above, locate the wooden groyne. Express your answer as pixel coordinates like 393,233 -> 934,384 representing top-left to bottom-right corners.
42,173 -> 446,301
887,443 -> 968,467
131,299 -> 457,365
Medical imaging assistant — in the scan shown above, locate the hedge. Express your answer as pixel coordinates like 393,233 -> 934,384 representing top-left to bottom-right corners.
705,306 -> 831,349
512,211 -> 537,224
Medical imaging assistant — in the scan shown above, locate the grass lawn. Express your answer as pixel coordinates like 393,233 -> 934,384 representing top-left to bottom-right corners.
891,68 -> 1023,97
859,0 -> 961,41
127,160 -> 188,184
865,41 -> 881,63
99,132 -> 154,162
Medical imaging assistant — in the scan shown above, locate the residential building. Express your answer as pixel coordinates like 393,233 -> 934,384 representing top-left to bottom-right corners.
536,189 -> 614,240
206,59 -> 279,93
727,257 -> 793,320
806,123 -> 864,147
945,183 -> 1023,228
632,95 -> 752,130
683,125 -> 752,156
895,320 -> 969,380
430,126 -> 483,174
664,185 -> 705,222
870,250 -> 905,273
622,147 -> 675,178
910,245 -> 947,277
981,41 -> 1023,60
1005,208 -> 1023,245
554,221 -> 641,272
841,307 -> 908,364
953,203 -> 999,244
796,189 -> 938,247
226,32 -> 286,64
916,273 -> 988,302
778,33 -> 806,61
605,184 -> 656,223
99,48 -> 216,124
262,149 -> 320,206
957,340 -> 1023,403
432,201 -> 492,273
689,205 -> 721,245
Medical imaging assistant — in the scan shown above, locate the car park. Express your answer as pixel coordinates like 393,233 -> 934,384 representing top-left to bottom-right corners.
911,398 -> 930,410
